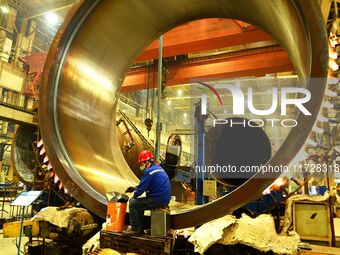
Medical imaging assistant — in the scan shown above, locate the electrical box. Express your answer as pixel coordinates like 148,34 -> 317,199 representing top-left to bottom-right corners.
293,201 -> 331,245
203,180 -> 217,198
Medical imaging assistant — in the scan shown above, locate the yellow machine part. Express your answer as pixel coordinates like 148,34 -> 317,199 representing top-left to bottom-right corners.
3,220 -> 40,238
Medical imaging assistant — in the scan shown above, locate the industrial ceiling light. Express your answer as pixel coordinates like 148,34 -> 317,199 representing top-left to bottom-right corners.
45,12 -> 59,26
312,126 -> 324,134
329,33 -> 338,48
306,138 -> 318,147
0,5 -> 8,13
317,114 -> 329,122
329,48 -> 338,59
290,148 -> 309,164
325,89 -> 338,97
329,59 -> 339,71
306,138 -> 328,150
327,77 -> 339,85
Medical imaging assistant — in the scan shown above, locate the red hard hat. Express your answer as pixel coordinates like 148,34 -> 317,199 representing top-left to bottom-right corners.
138,150 -> 154,163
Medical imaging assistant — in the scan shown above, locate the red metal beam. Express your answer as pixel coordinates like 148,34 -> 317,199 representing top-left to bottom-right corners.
26,19 -> 272,92
122,47 -> 293,91
29,19 -> 277,94
136,18 -> 272,62
26,51 -> 48,73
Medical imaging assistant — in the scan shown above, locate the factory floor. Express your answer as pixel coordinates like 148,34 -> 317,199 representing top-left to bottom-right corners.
0,229 -> 29,255
0,202 -> 32,255
298,245 -> 340,255
2,229 -> 340,255
1,200 -> 340,255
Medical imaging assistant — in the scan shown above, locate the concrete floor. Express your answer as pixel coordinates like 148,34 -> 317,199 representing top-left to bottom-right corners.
0,202 -> 32,255
0,229 -> 29,255
0,200 -> 339,254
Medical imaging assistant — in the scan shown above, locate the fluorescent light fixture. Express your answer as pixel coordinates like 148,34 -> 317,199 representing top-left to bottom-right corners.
329,51 -> 338,60
327,77 -> 339,85
291,148 -> 309,164
312,126 -> 324,134
330,37 -> 338,48
306,138 -> 318,147
329,59 -> 339,71
45,12 -> 59,25
317,114 -> 329,122
322,100 -> 334,109
325,89 -> 338,97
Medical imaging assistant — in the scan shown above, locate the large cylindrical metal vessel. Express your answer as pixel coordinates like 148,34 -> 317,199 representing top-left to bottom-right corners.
39,0 -> 328,228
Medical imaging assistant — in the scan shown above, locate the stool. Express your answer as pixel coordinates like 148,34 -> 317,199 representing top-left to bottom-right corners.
150,207 -> 170,237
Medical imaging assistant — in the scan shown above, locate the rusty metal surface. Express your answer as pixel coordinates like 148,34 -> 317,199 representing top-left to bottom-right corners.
39,0 -> 328,229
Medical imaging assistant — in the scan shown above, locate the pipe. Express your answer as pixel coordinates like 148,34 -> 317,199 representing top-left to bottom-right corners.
155,36 -> 163,162
195,101 -> 206,205
39,0 -> 328,229
169,130 -> 195,136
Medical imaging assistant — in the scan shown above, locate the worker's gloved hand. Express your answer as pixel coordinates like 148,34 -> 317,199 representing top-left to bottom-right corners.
125,186 -> 136,193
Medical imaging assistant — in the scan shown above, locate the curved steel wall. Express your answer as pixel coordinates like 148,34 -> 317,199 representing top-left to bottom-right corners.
39,0 -> 328,228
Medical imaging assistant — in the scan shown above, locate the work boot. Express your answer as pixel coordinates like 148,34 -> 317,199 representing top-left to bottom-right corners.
122,228 -> 143,236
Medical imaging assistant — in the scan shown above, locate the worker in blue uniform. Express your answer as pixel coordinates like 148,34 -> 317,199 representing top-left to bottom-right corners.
123,150 -> 171,236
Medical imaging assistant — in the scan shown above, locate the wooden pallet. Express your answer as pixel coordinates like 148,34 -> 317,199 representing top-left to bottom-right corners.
100,230 -> 173,255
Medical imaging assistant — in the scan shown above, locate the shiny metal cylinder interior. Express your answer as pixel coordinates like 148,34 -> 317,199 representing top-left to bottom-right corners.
11,117 -> 143,186
11,126 -> 45,185
39,0 -> 328,228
